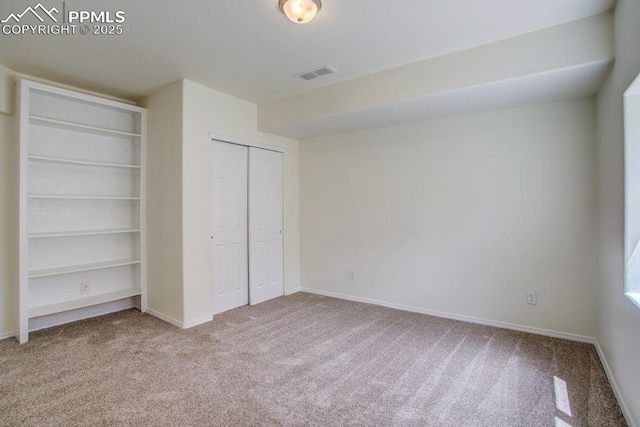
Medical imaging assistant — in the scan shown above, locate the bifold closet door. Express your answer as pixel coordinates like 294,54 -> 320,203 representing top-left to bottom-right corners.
211,141 -> 249,315
249,147 -> 284,305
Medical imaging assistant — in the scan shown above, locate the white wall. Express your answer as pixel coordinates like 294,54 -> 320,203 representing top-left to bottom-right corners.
140,81 -> 185,323
140,79 -> 300,327
596,0 -> 640,423
181,80 -> 300,325
258,13 -> 613,139
0,68 -> 15,338
300,98 -> 598,338
626,88 -> 640,264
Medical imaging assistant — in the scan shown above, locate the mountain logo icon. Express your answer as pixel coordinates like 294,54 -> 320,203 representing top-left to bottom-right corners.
1,3 -> 59,24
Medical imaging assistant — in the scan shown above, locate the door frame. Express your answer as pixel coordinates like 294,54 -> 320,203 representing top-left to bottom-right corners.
209,132 -> 286,156
209,132 -> 286,311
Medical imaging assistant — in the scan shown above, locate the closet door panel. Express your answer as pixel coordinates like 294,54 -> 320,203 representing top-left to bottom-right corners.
211,141 -> 249,314
249,147 -> 284,305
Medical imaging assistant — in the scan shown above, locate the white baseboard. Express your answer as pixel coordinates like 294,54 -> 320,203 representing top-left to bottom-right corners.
285,287 -> 301,296
0,298 -> 137,341
299,287 -> 596,344
146,308 -> 183,328
146,308 -> 213,330
594,341 -> 637,427
29,298 -> 137,333
0,330 -> 15,341
183,315 -> 214,329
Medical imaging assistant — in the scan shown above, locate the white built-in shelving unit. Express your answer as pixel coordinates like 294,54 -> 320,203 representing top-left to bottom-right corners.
16,80 -> 147,343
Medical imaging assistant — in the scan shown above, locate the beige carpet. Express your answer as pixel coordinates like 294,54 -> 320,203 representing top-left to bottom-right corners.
0,293 -> 626,426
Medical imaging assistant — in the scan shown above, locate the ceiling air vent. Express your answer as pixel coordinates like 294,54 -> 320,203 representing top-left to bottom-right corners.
299,72 -> 318,81
296,65 -> 337,81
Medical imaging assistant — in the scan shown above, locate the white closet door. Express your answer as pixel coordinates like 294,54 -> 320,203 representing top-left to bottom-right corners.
249,148 -> 284,305
211,141 -> 249,314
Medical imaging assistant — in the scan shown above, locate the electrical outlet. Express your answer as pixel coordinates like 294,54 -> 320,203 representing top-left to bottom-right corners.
527,291 -> 537,305
349,270 -> 357,280
81,282 -> 90,295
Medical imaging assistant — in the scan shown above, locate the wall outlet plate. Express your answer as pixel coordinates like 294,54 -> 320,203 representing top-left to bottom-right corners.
81,282 -> 90,294
527,291 -> 537,305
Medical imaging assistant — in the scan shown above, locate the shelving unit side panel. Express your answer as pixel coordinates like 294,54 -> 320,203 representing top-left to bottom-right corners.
17,80 -> 30,343
139,110 -> 147,311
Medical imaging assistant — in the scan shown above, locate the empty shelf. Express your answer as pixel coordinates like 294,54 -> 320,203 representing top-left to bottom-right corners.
30,115 -> 141,139
28,195 -> 140,200
29,228 -> 141,238
29,288 -> 141,318
29,155 -> 141,169
29,258 -> 141,278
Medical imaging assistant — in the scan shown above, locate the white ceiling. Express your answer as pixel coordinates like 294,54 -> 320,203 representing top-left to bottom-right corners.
0,0 -> 615,103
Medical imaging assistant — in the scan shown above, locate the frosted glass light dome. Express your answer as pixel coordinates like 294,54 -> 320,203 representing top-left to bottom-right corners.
279,0 -> 322,24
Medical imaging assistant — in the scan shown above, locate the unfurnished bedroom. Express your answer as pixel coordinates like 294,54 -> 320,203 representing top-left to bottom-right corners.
0,0 -> 639,425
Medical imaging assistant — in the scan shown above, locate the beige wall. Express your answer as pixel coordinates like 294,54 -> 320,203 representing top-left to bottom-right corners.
140,81 -> 185,323
140,79 -> 301,327
0,102 -> 15,338
0,65 -> 15,338
181,80 -> 300,324
596,0 -> 640,423
300,98 -> 598,338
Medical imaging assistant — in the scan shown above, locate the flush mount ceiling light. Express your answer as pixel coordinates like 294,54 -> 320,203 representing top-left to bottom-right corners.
279,0 -> 322,24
